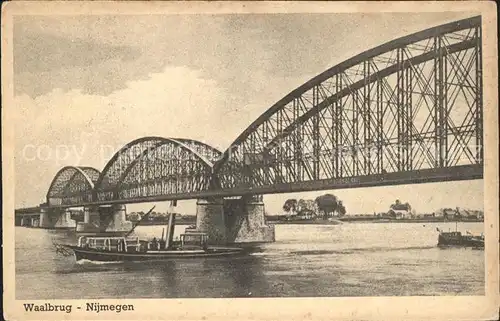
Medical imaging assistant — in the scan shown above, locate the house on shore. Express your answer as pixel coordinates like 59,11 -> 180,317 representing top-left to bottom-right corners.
387,203 -> 412,219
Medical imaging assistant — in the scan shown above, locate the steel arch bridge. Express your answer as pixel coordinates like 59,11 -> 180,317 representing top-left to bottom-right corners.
40,16 -> 483,209
47,166 -> 101,206
94,136 -> 221,203
45,137 -> 222,207
213,16 -> 483,195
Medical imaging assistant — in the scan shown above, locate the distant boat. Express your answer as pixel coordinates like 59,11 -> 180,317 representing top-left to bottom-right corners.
436,225 -> 484,249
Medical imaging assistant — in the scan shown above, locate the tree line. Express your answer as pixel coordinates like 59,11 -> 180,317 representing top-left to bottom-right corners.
126,211 -> 195,222
282,196 -> 417,219
282,194 -> 347,219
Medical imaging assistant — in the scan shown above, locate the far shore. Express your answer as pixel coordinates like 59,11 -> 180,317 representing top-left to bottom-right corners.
128,219 -> 196,226
124,217 -> 483,226
265,217 -> 483,224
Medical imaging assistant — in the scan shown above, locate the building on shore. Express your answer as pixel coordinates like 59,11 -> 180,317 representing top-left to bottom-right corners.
434,208 -> 484,220
387,201 -> 412,219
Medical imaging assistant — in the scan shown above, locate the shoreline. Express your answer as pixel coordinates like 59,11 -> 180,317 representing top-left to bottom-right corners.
128,220 -> 195,226
266,218 -> 484,225
130,219 -> 483,226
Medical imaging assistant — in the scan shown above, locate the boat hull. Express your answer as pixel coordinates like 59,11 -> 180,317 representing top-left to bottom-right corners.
66,246 -> 246,262
438,234 -> 484,248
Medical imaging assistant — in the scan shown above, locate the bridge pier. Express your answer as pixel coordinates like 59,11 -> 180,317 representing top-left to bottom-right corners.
38,207 -> 76,229
102,204 -> 133,232
224,195 -> 275,244
76,205 -> 132,233
196,198 -> 227,244
54,210 -> 76,229
15,215 -> 23,226
16,215 -> 39,227
195,196 -> 275,245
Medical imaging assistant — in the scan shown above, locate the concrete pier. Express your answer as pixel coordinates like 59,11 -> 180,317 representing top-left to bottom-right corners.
76,205 -> 132,233
76,206 -> 100,233
37,207 -> 76,229
13,207 -> 77,229
53,210 -> 77,229
224,195 -> 275,244
195,196 -> 275,245
196,198 -> 227,244
16,215 -> 39,227
102,204 -> 133,232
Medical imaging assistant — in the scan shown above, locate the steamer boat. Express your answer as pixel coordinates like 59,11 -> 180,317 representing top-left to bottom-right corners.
55,206 -> 245,262
436,224 -> 484,249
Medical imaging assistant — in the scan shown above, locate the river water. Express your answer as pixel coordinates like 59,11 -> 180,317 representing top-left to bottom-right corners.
15,222 -> 484,299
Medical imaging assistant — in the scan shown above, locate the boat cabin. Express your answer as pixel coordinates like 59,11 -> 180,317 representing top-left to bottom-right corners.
180,232 -> 209,250
77,232 -> 210,253
78,236 -> 141,252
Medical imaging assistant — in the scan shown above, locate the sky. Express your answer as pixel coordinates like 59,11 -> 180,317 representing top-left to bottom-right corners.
12,12 -> 483,215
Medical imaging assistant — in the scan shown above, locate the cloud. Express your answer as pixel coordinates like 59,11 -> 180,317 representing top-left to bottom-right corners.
14,12 -> 472,98
14,66 -> 228,207
14,32 -> 139,74
13,58 -> 325,208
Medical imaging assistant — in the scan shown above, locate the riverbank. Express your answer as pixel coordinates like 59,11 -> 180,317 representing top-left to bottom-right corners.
129,218 -> 483,226
266,217 -> 484,224
129,219 -> 196,226
268,219 -> 342,225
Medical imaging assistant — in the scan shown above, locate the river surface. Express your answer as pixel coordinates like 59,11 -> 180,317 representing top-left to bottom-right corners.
15,222 -> 484,299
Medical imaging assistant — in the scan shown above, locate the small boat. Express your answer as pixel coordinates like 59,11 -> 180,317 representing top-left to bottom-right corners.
57,205 -> 245,262
436,225 -> 484,248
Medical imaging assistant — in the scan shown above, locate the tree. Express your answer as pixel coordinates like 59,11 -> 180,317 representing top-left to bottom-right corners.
297,199 -> 307,212
282,199 -> 298,215
337,201 -> 346,217
315,194 -> 343,219
297,199 -> 316,216
127,212 -> 142,222
390,199 -> 411,211
305,200 -> 317,214
390,199 -> 401,209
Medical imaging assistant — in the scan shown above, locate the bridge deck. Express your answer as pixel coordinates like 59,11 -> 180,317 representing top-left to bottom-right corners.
25,164 -> 481,209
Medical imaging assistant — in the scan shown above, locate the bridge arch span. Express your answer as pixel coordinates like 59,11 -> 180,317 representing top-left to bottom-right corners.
94,136 -> 220,202
47,166 -> 101,206
214,16 -> 483,192
170,138 -> 222,163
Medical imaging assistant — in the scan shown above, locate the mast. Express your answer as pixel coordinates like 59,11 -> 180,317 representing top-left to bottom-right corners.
165,200 -> 177,249
125,206 -> 156,238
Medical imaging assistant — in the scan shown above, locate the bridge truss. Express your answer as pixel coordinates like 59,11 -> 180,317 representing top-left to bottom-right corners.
93,137 -> 221,204
46,166 -> 101,206
44,138 -> 222,207
214,16 -> 483,194
38,17 -> 484,209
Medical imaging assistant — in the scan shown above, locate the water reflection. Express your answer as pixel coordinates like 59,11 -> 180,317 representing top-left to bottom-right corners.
15,222 -> 485,299
203,255 -> 269,297
99,255 -> 272,298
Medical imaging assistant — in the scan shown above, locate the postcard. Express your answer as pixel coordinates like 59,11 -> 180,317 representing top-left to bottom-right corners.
2,1 -> 498,320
